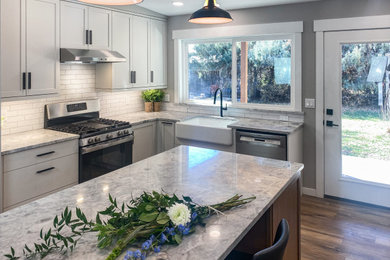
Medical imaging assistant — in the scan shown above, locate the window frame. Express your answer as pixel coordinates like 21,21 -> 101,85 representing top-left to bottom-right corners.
173,22 -> 303,112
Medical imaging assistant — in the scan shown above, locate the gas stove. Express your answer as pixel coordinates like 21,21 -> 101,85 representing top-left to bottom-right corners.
48,117 -> 132,146
45,99 -> 134,183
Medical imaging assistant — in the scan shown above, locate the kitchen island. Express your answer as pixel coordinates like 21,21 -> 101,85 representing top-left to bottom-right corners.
0,146 -> 303,260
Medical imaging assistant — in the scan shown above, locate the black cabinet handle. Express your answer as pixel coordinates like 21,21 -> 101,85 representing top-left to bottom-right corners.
36,167 -> 55,174
89,30 -> 92,45
28,72 -> 31,89
134,71 -> 136,83
22,72 -> 26,90
130,71 -> 133,83
86,30 -> 89,45
36,151 -> 55,157
151,71 -> 154,83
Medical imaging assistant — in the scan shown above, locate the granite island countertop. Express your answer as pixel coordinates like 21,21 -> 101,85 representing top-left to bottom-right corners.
1,129 -> 79,155
0,145 -> 303,260
108,111 -> 303,135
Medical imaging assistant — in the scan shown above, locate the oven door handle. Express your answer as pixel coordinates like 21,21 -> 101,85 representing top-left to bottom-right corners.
81,135 -> 134,154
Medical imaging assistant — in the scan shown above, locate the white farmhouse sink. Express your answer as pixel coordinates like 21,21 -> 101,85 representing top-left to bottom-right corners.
176,116 -> 237,145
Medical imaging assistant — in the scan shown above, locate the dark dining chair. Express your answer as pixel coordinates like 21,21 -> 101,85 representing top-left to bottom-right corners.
226,218 -> 290,260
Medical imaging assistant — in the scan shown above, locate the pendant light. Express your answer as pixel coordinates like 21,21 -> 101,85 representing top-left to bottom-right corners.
189,0 -> 233,24
78,0 -> 143,5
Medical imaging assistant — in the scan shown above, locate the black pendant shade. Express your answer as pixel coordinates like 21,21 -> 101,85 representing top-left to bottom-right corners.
189,0 -> 233,24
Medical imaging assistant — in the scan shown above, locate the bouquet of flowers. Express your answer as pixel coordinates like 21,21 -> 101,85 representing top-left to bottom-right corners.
5,191 -> 255,260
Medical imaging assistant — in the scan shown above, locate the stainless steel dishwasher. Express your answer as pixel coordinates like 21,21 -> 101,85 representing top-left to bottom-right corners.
235,130 -> 287,160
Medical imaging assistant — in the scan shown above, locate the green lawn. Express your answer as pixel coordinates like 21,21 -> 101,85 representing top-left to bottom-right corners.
342,109 -> 390,161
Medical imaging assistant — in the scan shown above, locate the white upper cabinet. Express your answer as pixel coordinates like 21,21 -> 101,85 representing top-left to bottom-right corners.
60,2 -> 111,50
150,19 -> 167,87
131,16 -> 149,88
0,0 -> 24,97
60,2 -> 88,49
88,7 -> 111,50
97,12 -> 167,90
0,0 -> 59,98
26,0 -> 60,96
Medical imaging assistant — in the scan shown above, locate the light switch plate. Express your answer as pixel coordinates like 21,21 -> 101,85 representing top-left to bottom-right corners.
164,94 -> 170,102
305,98 -> 316,109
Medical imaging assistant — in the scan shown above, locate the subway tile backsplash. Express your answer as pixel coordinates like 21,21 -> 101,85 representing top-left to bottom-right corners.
1,65 -> 143,135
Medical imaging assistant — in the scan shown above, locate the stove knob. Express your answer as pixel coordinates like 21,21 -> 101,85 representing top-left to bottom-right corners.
106,134 -> 113,139
95,137 -> 101,142
124,129 -> 129,135
117,131 -> 123,136
88,138 -> 94,144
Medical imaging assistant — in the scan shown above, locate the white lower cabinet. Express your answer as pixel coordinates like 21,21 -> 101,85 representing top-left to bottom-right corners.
2,140 -> 78,211
133,122 -> 157,163
158,121 -> 176,153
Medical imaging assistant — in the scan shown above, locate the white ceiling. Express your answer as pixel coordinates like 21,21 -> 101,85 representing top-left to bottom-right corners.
138,0 -> 322,16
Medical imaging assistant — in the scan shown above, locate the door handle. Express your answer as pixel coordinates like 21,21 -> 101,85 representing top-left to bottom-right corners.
86,30 -> 89,45
151,71 -> 154,83
326,120 -> 339,127
36,167 -> 55,174
28,72 -> 31,89
89,30 -> 92,45
36,151 -> 55,157
22,72 -> 26,90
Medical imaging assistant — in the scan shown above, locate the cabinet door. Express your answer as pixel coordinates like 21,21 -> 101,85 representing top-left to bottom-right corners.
88,7 -> 111,50
26,0 -> 59,96
111,12 -> 131,88
159,121 -> 175,153
133,122 -> 156,163
0,0 -> 25,98
150,20 -> 167,87
131,16 -> 149,88
60,2 -> 88,49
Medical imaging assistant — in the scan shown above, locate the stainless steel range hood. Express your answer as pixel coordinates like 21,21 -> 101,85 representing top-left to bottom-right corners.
60,48 -> 126,64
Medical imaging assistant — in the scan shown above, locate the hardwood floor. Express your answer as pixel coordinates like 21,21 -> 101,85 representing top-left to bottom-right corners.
301,195 -> 390,260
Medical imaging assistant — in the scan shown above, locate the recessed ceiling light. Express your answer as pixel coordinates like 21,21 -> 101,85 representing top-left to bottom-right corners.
172,1 -> 184,6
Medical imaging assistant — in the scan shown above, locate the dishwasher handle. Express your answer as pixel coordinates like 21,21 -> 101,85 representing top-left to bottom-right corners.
239,136 -> 281,146
237,131 -> 286,148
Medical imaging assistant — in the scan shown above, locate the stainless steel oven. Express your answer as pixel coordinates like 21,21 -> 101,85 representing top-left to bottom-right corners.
79,135 -> 133,183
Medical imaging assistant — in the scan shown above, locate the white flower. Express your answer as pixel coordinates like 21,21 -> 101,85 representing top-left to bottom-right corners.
167,203 -> 191,226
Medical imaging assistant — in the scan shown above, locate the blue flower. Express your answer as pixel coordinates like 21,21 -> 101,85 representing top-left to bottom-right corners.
191,212 -> 198,220
142,240 -> 151,250
149,234 -> 156,241
141,252 -> 147,260
160,233 -> 168,244
183,227 -> 190,235
154,246 -> 161,253
177,224 -> 185,232
124,250 -> 133,260
134,250 -> 142,258
165,227 -> 176,236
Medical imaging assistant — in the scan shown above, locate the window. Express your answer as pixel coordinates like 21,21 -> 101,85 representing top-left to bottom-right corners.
175,25 -> 302,111
186,41 -> 232,105
236,39 -> 292,106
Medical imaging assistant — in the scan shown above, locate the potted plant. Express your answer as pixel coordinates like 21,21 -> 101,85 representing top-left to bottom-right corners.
141,90 -> 154,112
152,89 -> 165,112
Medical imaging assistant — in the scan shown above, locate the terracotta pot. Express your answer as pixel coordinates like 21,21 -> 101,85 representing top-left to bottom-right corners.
154,102 -> 161,112
144,102 -> 153,112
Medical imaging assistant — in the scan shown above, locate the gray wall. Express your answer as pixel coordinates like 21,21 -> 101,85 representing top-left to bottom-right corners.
166,0 -> 390,189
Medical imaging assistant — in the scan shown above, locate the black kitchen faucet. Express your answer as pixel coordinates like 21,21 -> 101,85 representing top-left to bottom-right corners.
213,88 -> 227,117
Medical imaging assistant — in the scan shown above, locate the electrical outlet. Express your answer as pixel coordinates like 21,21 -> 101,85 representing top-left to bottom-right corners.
305,98 -> 316,109
163,94 -> 170,102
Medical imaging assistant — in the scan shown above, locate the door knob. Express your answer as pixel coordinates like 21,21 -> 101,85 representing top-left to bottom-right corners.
326,120 -> 339,127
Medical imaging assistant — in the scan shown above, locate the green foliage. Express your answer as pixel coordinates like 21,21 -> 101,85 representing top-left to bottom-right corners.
5,191 -> 256,260
141,89 -> 165,102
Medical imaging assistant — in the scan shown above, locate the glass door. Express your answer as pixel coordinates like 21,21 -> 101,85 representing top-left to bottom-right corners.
324,29 -> 390,207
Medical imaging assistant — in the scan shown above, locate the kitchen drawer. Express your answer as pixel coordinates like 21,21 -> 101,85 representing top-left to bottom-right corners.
3,140 -> 78,172
3,153 -> 78,208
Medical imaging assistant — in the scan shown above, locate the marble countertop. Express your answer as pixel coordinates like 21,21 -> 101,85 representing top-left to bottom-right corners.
0,146 -> 303,260
1,129 -> 79,155
108,111 -> 303,134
